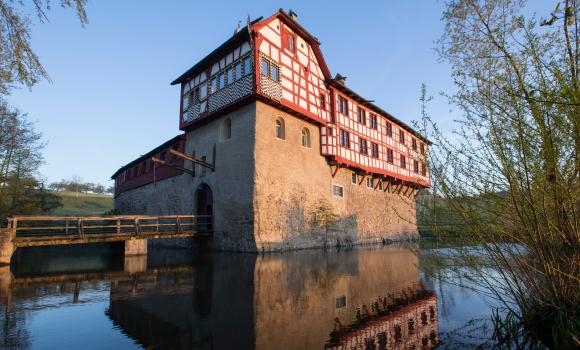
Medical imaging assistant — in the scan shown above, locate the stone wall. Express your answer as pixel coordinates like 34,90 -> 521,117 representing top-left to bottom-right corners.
115,103 -> 257,251
252,101 -> 418,251
115,101 -> 419,252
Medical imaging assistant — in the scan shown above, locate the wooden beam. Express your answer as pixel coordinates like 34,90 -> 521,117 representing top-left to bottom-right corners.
169,149 -> 215,171
151,157 -> 195,176
331,164 -> 340,178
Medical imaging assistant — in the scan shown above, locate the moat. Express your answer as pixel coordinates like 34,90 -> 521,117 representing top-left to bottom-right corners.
0,243 -> 495,349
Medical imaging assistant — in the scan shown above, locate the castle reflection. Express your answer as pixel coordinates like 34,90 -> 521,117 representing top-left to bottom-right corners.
0,245 -> 439,349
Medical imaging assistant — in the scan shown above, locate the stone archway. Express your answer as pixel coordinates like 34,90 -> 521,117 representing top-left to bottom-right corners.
195,183 -> 213,232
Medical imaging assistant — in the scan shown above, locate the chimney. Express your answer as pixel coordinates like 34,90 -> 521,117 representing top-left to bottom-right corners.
288,10 -> 298,21
335,73 -> 347,85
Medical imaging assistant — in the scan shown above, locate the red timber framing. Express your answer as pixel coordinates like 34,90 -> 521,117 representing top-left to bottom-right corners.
112,135 -> 186,196
167,9 -> 430,189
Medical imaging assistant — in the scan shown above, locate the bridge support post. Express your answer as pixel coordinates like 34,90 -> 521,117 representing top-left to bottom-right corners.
124,238 -> 147,256
124,255 -> 147,274
0,229 -> 14,266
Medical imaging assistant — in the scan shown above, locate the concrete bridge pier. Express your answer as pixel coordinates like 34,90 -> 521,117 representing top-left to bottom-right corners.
0,229 -> 14,266
125,238 -> 147,256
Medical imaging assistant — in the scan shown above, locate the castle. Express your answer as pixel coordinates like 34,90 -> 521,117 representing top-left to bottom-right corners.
111,10 -> 430,252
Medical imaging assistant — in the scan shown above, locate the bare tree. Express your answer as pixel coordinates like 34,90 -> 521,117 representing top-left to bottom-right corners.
421,0 -> 579,348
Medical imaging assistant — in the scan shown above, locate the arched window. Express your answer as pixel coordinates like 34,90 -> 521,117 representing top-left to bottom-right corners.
275,118 -> 285,139
220,117 -> 232,141
301,127 -> 311,148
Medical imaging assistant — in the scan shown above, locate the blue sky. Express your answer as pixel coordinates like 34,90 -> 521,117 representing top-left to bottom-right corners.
5,1 -> 550,186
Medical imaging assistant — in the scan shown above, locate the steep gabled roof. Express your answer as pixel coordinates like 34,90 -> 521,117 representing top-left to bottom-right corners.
170,17 -> 263,86
252,9 -> 332,79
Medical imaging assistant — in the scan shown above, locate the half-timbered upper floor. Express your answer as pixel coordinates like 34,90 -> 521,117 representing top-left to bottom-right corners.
171,9 -> 430,187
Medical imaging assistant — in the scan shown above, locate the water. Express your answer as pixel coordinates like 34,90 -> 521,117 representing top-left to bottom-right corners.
0,243 -> 495,349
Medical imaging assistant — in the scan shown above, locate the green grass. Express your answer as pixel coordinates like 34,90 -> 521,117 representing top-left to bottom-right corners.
49,191 -> 114,216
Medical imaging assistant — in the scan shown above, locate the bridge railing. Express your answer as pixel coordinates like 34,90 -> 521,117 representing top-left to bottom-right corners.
6,215 -> 212,239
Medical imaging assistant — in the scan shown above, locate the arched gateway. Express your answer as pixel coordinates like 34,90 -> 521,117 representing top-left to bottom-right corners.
195,184 -> 213,232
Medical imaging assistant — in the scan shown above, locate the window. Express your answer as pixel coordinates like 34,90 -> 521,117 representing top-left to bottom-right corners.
420,142 -> 425,155
220,117 -> 232,141
227,68 -> 233,85
357,107 -> 366,125
301,128 -> 311,148
340,129 -> 350,148
399,129 -> 405,143
243,56 -> 252,76
400,155 -> 406,169
371,142 -> 379,158
275,118 -> 285,139
327,127 -> 333,136
394,325 -> 402,342
370,114 -> 377,129
412,138 -> 417,151
320,93 -> 326,110
271,64 -> 279,81
338,96 -> 348,114
387,149 -> 394,163
408,319 -> 415,334
211,78 -> 217,94
378,181 -> 383,190
235,62 -> 242,80
414,160 -> 419,173
219,73 -> 225,90
367,176 -> 373,188
288,35 -> 296,52
351,172 -> 357,184
260,58 -> 270,76
359,138 -> 368,154
386,123 -> 393,137
199,83 -> 208,100
332,184 -> 344,197
336,295 -> 346,308
422,163 -> 427,176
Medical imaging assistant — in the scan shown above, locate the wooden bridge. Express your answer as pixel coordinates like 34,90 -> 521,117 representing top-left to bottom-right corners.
0,215 -> 212,265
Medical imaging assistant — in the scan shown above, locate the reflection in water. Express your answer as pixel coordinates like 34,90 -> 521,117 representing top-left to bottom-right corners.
0,244 -> 441,349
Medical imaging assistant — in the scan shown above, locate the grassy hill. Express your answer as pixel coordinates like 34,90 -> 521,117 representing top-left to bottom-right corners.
50,191 -> 114,216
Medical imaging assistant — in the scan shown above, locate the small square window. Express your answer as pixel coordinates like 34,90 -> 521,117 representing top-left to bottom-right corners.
332,184 -> 344,197
351,172 -> 357,184
336,295 -> 346,308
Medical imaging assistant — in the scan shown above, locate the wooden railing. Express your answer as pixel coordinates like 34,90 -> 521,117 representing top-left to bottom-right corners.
6,215 -> 212,239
